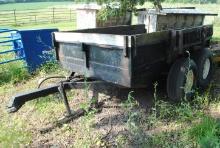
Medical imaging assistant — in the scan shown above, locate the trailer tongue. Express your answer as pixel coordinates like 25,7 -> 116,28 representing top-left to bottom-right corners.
7,78 -> 90,113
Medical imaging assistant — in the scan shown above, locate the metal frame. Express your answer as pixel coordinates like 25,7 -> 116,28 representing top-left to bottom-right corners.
7,74 -> 107,118
0,29 -> 26,65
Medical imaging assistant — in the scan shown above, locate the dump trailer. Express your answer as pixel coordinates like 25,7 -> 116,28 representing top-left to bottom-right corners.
7,8 -> 218,119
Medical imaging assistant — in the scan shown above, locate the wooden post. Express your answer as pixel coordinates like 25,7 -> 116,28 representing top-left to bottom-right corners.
70,8 -> 72,21
35,15 -> 37,24
52,7 -> 55,23
13,9 -> 17,26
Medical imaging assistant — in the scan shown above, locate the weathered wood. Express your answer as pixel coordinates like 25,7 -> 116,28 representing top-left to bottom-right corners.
73,24 -> 146,35
54,32 -> 127,48
137,8 -> 217,33
135,30 -> 170,47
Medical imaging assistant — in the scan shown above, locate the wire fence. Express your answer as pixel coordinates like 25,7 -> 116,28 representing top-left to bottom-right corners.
0,8 -> 76,26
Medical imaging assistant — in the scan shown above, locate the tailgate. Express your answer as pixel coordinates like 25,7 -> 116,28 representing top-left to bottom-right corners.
53,32 -> 132,87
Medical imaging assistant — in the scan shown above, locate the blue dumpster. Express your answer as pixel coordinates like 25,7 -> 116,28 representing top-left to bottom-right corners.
14,29 -> 58,72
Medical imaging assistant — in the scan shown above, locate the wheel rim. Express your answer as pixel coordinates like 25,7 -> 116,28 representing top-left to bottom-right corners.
184,70 -> 194,94
202,58 -> 211,79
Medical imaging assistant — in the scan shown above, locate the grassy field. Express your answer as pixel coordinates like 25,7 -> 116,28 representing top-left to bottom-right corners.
0,2 -> 73,11
0,2 -> 76,28
0,2 -> 220,147
9,22 -> 76,31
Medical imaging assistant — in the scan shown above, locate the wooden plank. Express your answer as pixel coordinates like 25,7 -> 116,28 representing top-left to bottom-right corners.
135,30 -> 170,47
72,24 -> 146,35
54,32 -> 127,48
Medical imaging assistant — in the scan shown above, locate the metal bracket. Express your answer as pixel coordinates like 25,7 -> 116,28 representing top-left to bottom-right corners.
124,36 -> 129,57
81,43 -> 90,68
58,81 -> 74,116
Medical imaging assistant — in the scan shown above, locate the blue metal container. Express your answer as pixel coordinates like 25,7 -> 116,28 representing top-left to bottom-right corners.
17,29 -> 58,71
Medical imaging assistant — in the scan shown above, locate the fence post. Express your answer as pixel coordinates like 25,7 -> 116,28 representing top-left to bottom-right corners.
34,15 -> 37,24
69,8 -> 72,21
52,7 -> 55,23
13,9 -> 17,26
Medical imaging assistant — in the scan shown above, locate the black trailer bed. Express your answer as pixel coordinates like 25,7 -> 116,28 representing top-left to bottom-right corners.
53,24 -> 213,88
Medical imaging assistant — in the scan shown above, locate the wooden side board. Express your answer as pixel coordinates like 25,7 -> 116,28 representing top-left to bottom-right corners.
54,32 -> 127,48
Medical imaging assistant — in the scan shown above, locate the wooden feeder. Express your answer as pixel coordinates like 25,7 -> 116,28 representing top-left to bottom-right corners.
76,5 -> 132,29
137,8 -> 217,33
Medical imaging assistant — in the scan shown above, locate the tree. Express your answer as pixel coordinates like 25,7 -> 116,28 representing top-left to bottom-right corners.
81,0 -> 165,21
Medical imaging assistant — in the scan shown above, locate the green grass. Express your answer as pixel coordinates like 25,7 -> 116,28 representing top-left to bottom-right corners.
115,92 -> 220,147
0,2 -> 73,11
0,2 -> 76,28
0,37 -> 30,85
0,19 -> 76,31
189,116 -> 220,147
0,61 -> 30,85
15,22 -> 76,31
213,22 -> 220,42
0,116 -> 32,147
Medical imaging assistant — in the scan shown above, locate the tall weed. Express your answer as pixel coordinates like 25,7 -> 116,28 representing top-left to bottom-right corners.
0,61 -> 29,85
189,116 -> 220,148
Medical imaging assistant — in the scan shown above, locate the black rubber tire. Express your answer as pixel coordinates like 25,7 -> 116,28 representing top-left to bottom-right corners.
167,58 -> 198,102
192,48 -> 213,89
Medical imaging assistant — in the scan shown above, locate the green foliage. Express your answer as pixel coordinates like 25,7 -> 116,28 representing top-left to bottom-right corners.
0,61 -> 30,86
0,117 -> 32,147
0,59 -> 63,87
189,116 -> 220,147
74,109 -> 101,147
32,95 -> 62,113
0,60 -> 61,86
95,0 -> 151,11
79,0 -> 218,22
118,88 -> 220,147
81,0 -> 164,21
36,61 -> 60,75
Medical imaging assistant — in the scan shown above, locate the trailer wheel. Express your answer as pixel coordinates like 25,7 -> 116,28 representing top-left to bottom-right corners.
192,48 -> 213,89
167,58 -> 198,102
